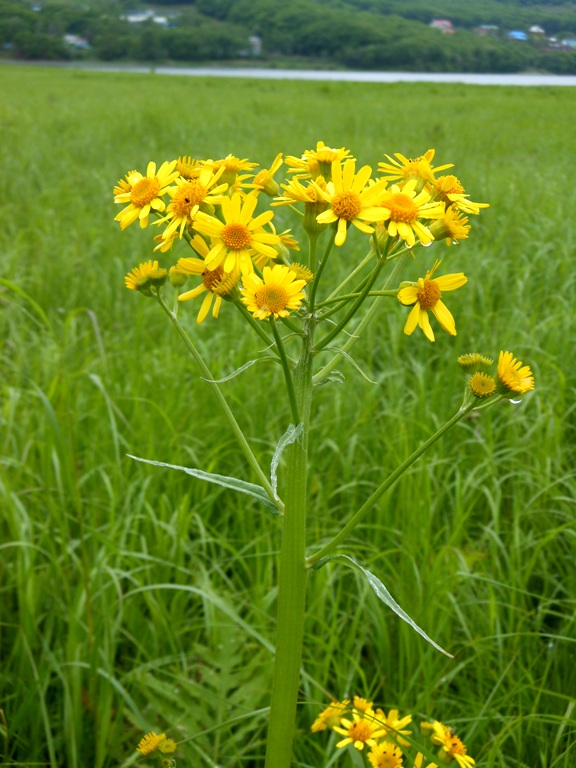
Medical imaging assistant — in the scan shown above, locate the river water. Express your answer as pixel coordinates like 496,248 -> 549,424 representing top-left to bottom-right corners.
5,60 -> 576,86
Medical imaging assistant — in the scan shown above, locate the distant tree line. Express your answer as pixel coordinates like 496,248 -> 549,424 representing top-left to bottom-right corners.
1,0 -> 575,74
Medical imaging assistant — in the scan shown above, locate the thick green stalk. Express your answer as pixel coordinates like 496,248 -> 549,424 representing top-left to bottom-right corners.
264,317 -> 315,768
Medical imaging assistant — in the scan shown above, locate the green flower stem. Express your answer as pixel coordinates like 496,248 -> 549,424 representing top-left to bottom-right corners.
318,289 -> 398,311
306,402 -> 475,568
233,298 -> 277,348
309,229 -> 336,312
156,292 -> 279,509
313,252 -> 410,386
314,260 -> 384,353
265,317 -> 316,768
270,317 -> 300,424
325,251 -> 374,302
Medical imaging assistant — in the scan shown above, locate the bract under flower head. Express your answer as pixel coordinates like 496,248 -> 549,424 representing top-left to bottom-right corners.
397,260 -> 467,342
241,264 -> 307,320
114,161 -> 179,230
248,153 -> 284,196
497,351 -> 535,395
194,192 -> 280,276
314,159 -> 389,246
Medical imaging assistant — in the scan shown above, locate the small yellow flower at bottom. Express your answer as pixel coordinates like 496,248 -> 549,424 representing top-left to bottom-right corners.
158,739 -> 177,754
136,732 -> 167,755
397,260 -> 467,342
497,351 -> 535,396
368,741 -> 404,768
333,711 -> 386,751
241,264 -> 307,320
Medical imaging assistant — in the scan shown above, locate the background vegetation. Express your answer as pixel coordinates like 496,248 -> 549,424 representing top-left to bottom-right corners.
1,0 -> 576,73
0,64 -> 575,768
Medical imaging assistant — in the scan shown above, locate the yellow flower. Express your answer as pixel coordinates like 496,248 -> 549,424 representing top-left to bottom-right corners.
289,263 -> 314,284
241,264 -> 307,320
114,161 -> 179,230
469,372 -> 497,398
311,699 -> 350,732
158,739 -> 177,754
378,148 -> 453,189
124,260 -> 167,293
248,153 -> 284,196
314,159 -> 389,246
353,697 -> 375,714
424,721 -> 475,768
273,175 -> 330,235
414,752 -> 439,768
194,192 -> 281,276
368,742 -> 405,768
285,140 -> 352,180
158,166 -> 228,240
206,154 -> 258,189
176,155 -> 203,179
457,353 -> 493,374
432,175 -> 489,216
333,711 -> 387,751
373,708 -> 412,747
397,261 -> 467,342
378,180 -> 445,247
497,351 -> 535,395
136,732 -> 167,756
176,236 -> 239,323
428,206 -> 471,245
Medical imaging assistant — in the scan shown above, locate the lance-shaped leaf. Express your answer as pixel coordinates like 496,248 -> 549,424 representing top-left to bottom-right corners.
311,554 -> 452,657
128,455 -> 281,515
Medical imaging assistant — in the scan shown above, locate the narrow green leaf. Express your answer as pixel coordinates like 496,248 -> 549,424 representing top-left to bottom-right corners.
201,356 -> 276,383
270,423 -> 303,501
311,554 -> 453,657
128,455 -> 281,515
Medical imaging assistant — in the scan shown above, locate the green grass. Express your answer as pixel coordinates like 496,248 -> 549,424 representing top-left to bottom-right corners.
0,64 -> 575,767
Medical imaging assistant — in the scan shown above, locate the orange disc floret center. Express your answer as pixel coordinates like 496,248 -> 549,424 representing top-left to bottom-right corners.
131,177 -> 161,207
254,285 -> 289,314
348,720 -> 372,742
202,266 -> 225,292
331,191 -> 362,221
448,736 -> 468,756
384,193 -> 419,222
173,181 -> 207,217
221,223 -> 252,250
416,279 -> 441,309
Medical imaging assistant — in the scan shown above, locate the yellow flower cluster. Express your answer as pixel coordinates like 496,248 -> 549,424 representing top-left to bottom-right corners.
458,350 -> 535,400
312,697 -> 476,768
113,143 -> 488,334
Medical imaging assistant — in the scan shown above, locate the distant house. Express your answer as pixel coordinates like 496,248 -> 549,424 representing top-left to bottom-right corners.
64,34 -> 90,50
477,25 -> 499,37
430,19 -> 454,35
529,25 -> 545,36
561,37 -> 576,49
123,10 -> 171,28
508,30 -> 528,41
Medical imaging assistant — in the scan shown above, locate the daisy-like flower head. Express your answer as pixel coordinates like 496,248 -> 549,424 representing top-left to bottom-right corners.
353,697 -> 375,714
333,711 -> 387,751
424,721 -> 475,768
125,260 -> 168,294
241,263 -> 307,320
428,206 -> 471,245
206,154 -> 258,190
469,372 -> 497,398
289,263 -> 314,284
378,179 -> 445,247
136,732 -> 167,755
248,153 -> 284,197
176,155 -> 203,179
158,166 -> 228,240
368,741 -> 405,768
194,191 -> 281,276
285,140 -> 352,180
311,699 -> 350,733
314,159 -> 389,246
177,237 -> 240,323
497,351 -> 535,396
273,175 -> 330,235
158,739 -> 177,754
397,260 -> 467,342
114,160 -> 179,230
378,149 -> 453,191
457,353 -> 493,374
432,175 -> 489,216
373,708 -> 412,747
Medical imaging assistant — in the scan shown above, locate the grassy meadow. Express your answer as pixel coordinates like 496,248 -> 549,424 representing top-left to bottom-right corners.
0,64 -> 575,768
